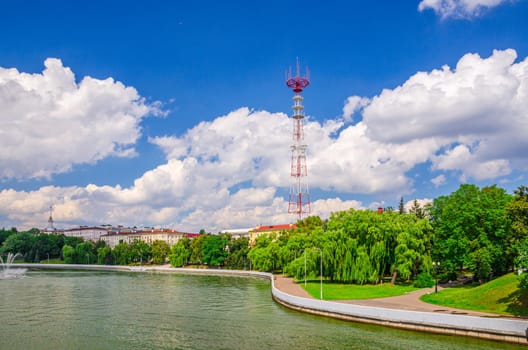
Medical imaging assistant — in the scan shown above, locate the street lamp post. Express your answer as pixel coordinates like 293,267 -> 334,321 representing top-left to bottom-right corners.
433,261 -> 440,293
304,249 -> 307,287
314,247 -> 323,300
319,250 -> 322,300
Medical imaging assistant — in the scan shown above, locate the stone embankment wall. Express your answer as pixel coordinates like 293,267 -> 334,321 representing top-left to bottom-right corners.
19,264 -> 528,345
268,276 -> 528,345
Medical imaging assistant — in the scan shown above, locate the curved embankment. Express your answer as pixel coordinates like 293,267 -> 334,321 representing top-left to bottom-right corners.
18,264 -> 528,345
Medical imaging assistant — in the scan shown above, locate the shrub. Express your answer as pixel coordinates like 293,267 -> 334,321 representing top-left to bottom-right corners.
519,273 -> 528,289
414,272 -> 435,288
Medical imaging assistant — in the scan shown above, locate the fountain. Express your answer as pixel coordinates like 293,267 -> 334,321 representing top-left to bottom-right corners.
0,253 -> 27,279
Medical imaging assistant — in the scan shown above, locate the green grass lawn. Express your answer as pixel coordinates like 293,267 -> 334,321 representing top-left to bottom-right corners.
301,280 -> 420,300
420,273 -> 528,317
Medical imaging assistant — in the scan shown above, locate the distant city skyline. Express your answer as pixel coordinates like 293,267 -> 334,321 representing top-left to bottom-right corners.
1,0 -> 528,231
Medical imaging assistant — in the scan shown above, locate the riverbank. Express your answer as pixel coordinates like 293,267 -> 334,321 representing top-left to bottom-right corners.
274,275 -> 500,316
15,264 -> 528,345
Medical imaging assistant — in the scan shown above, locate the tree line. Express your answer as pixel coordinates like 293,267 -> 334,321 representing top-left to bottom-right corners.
1,183 -> 527,288
0,228 -> 249,269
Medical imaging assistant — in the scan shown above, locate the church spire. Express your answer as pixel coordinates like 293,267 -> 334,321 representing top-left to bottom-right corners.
45,205 -> 55,232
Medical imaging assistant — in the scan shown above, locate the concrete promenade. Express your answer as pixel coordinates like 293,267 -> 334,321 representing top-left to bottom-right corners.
274,275 -> 498,316
272,274 -> 528,345
17,264 -> 528,345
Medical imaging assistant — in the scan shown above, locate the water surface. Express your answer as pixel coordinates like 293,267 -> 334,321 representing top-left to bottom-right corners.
0,271 -> 518,349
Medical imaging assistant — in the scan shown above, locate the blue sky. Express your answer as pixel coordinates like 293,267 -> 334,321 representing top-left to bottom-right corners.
1,0 -> 528,231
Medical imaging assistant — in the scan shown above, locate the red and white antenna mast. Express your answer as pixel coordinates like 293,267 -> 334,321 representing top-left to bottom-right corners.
286,59 -> 310,219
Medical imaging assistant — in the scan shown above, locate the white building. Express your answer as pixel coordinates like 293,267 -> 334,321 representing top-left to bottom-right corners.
100,229 -> 200,248
62,226 -> 109,241
219,228 -> 251,240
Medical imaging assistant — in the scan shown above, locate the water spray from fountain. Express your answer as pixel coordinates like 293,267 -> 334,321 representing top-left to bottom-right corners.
0,253 -> 27,279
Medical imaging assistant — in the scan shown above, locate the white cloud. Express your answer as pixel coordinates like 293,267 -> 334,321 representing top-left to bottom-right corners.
3,49 -> 528,232
152,107 -> 434,196
404,198 -> 433,213
418,0 -> 510,19
342,96 -> 370,122
431,174 -> 447,187
362,49 -> 528,181
0,184 -> 363,232
0,58 -> 162,180
0,107 -> 377,231
431,144 -> 511,181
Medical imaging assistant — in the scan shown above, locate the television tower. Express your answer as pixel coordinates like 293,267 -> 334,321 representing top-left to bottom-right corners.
286,59 -> 310,219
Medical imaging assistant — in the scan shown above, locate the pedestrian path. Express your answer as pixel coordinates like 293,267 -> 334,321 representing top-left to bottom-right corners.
273,275 -> 506,318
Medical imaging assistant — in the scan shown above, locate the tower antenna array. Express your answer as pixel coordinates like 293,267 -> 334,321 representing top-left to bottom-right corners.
286,59 -> 310,219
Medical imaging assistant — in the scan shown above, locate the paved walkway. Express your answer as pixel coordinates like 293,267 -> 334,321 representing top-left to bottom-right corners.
274,275 -> 504,318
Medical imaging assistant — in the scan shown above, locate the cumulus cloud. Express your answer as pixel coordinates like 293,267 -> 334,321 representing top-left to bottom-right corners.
431,144 -> 511,181
431,174 -> 447,187
342,96 -> 370,122
3,49 -> 528,231
152,107 -> 431,196
0,184 -> 362,232
0,58 -> 162,179
362,49 -> 528,181
404,198 -> 433,213
418,0 -> 510,19
0,108 -> 376,231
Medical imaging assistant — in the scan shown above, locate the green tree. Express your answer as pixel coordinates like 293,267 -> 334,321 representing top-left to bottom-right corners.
189,235 -> 205,263
113,243 -> 130,265
95,239 -> 107,250
430,184 -> 512,282
129,240 -> 151,264
392,216 -> 433,283
284,209 -> 433,284
248,232 -> 292,272
62,244 -> 76,264
0,228 -> 17,247
0,231 -> 35,261
27,234 -> 52,262
224,237 -> 249,269
507,186 -> 528,266
97,246 -> 114,265
295,216 -> 324,234
76,241 -> 96,264
201,235 -> 228,266
151,240 -> 170,265
515,239 -> 528,289
399,197 -> 405,214
409,199 -> 425,219
63,236 -> 84,248
169,238 -> 191,267
48,234 -> 65,259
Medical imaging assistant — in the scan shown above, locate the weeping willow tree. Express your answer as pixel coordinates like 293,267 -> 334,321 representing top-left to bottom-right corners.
284,209 -> 433,284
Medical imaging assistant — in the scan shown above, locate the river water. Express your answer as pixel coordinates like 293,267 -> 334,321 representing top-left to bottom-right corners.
0,270 -> 519,349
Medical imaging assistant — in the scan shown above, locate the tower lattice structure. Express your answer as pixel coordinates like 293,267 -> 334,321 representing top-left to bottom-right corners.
286,60 -> 310,219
